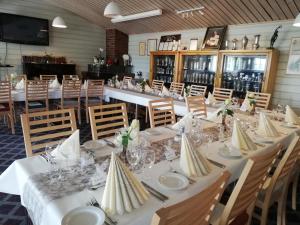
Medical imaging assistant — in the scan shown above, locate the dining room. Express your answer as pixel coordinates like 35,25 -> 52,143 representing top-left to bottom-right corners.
1,0 -> 300,225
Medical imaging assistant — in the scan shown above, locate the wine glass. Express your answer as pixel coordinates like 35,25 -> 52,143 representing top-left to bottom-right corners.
126,146 -> 141,171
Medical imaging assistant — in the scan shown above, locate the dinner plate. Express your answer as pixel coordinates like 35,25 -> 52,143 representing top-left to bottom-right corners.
83,140 -> 106,150
158,172 -> 189,191
145,129 -> 161,136
61,206 -> 105,225
255,137 -> 274,144
218,145 -> 242,159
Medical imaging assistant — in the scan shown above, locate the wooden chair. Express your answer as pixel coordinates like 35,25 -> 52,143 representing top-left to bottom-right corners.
40,75 -> 57,81
25,80 -> 49,114
0,81 -> 15,134
190,84 -> 207,96
151,171 -> 230,225
58,80 -> 82,124
245,91 -> 271,109
20,108 -> 77,157
152,80 -> 164,92
213,88 -> 233,101
83,80 -> 104,123
186,95 -> 207,118
89,103 -> 129,140
253,134 -> 300,225
210,144 -> 281,225
148,98 -> 176,128
169,82 -> 184,95
63,75 -> 79,80
123,76 -> 133,87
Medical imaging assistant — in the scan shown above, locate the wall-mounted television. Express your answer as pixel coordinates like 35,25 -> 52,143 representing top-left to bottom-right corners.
0,13 -> 49,46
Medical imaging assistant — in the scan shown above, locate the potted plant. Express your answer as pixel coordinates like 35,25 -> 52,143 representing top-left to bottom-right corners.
247,93 -> 256,115
139,79 -> 147,92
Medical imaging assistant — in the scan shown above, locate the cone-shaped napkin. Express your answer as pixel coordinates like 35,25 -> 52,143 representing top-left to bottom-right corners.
15,78 -> 25,90
205,92 -> 217,105
82,80 -> 87,89
231,120 -> 257,151
127,81 -> 135,90
101,152 -> 150,216
285,105 -> 299,125
162,86 -> 171,96
49,78 -> 61,89
116,80 -> 121,88
129,119 -> 140,146
257,113 -> 279,137
172,112 -> 193,133
51,129 -> 80,160
145,84 -> 153,93
240,99 -> 251,112
180,134 -> 211,177
207,107 -> 223,123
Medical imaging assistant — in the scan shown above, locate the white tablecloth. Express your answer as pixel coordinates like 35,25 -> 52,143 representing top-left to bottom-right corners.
0,121 -> 298,225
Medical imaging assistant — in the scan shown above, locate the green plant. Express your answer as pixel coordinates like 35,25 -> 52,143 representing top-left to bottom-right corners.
217,99 -> 234,117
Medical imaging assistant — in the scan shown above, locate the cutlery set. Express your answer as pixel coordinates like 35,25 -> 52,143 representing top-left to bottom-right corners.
141,181 -> 169,202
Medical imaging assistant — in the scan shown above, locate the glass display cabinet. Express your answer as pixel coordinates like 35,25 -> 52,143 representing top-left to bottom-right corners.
149,51 -> 179,87
178,51 -> 218,94
216,50 -> 279,99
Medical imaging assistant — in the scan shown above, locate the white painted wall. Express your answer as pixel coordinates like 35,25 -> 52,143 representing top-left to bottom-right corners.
0,0 -> 105,75
129,20 -> 300,110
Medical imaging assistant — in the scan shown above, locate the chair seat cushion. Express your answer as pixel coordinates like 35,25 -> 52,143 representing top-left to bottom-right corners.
28,101 -> 46,109
0,103 -> 9,112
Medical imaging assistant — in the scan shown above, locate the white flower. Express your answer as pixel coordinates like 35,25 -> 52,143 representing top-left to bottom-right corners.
248,93 -> 255,98
99,48 -> 104,52
225,99 -> 232,105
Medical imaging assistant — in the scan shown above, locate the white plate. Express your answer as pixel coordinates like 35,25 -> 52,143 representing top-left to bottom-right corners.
145,129 -> 161,136
158,172 -> 189,191
218,145 -> 242,159
61,206 -> 105,225
255,137 -> 274,144
83,140 -> 106,150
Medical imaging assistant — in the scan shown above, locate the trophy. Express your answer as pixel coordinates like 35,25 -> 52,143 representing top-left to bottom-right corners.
232,39 -> 238,50
252,35 -> 261,50
242,35 -> 248,50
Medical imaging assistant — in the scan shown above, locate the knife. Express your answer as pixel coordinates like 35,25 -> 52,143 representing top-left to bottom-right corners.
207,158 -> 226,169
141,181 -> 169,201
103,139 -> 116,148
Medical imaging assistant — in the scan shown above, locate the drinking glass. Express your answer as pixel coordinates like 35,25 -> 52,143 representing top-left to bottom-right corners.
126,146 -> 142,171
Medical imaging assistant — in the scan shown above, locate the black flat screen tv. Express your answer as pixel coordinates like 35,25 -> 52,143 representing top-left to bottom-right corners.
0,13 -> 49,46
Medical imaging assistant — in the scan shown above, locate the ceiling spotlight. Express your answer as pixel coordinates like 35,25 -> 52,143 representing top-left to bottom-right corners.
52,16 -> 67,28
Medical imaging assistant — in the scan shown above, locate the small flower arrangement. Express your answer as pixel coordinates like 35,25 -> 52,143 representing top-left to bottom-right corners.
217,99 -> 234,117
184,85 -> 191,97
111,75 -> 118,88
247,93 -> 256,115
139,79 -> 147,92
115,119 -> 140,149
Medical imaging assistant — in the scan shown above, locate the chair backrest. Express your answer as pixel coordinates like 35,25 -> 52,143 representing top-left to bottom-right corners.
186,95 -> 207,118
151,171 -> 231,225
152,80 -> 164,92
264,135 -> 300,200
190,85 -> 207,96
169,82 -> 184,95
0,81 -> 12,105
62,80 -> 81,101
219,144 -> 281,225
89,103 -> 129,140
246,91 -> 271,109
20,109 -> 77,157
123,76 -> 132,86
86,80 -> 104,99
40,75 -> 57,81
148,98 -> 176,128
213,88 -> 233,101
63,75 -> 79,80
26,80 -> 49,101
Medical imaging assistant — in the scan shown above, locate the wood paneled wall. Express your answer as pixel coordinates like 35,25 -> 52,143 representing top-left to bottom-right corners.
0,0 -> 105,75
128,20 -> 300,111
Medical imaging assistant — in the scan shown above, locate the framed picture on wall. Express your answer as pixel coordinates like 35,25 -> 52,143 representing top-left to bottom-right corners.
287,37 -> 300,75
139,42 -> 146,56
202,26 -> 227,50
147,39 -> 157,55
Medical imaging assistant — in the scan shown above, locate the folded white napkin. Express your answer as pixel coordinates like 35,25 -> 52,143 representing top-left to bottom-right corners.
257,112 -> 279,137
205,92 -> 217,105
15,78 -> 25,90
240,99 -> 252,112
206,107 -> 223,123
127,81 -> 135,90
51,129 -> 81,160
144,84 -> 153,93
231,120 -> 257,151
82,80 -> 88,89
180,134 -> 211,177
129,119 -> 140,146
162,86 -> 171,96
285,105 -> 299,125
101,152 -> 150,215
116,80 -> 121,88
172,112 -> 193,133
49,78 -> 61,89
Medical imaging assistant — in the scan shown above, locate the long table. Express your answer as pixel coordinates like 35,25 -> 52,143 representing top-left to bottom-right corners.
12,86 -> 218,116
0,119 -> 298,225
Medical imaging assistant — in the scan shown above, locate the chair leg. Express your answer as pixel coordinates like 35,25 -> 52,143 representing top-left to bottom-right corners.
78,107 -> 81,125
260,204 -> 269,225
86,106 -> 89,124
9,114 -> 15,134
